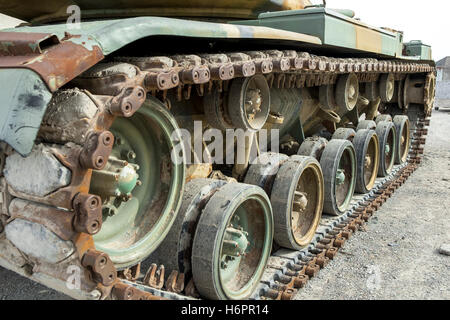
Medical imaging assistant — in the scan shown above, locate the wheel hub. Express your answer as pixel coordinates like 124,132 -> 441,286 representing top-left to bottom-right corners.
222,226 -> 249,259
349,86 -> 356,100
336,169 -> 346,186
364,155 -> 372,169
245,88 -> 263,121
90,156 -> 140,201
294,191 -> 308,212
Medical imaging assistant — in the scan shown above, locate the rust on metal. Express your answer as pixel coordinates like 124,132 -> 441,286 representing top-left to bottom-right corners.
82,249 -> 117,287
72,193 -> 103,235
143,263 -> 165,289
80,131 -> 114,171
8,198 -> 76,241
112,282 -> 165,300
0,32 -> 104,92
107,86 -> 146,118
165,270 -> 185,293
118,263 -> 141,282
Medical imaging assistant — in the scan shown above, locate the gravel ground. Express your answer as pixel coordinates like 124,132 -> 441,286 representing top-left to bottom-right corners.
0,107 -> 449,300
295,107 -> 450,300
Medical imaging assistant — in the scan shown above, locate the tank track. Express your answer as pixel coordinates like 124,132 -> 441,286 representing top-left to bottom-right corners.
253,117 -> 429,300
0,48 -> 434,300
107,51 -> 434,102
117,114 -> 430,300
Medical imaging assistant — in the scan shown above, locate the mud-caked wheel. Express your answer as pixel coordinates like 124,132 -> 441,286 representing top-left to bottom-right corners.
353,130 -> 380,194
244,152 -> 289,194
297,136 -> 328,161
192,183 -> 273,300
393,115 -> 411,164
271,156 -> 324,250
376,121 -> 397,177
332,128 -> 356,142
320,139 -> 357,216
91,96 -> 185,269
356,120 -> 376,131
149,179 -> 226,275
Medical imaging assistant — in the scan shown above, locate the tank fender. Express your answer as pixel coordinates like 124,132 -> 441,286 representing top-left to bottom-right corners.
0,69 -> 52,156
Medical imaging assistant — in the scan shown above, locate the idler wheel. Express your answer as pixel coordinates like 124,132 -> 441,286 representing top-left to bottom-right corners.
91,96 -> 185,269
353,130 -> 380,194
149,179 -> 226,276
379,73 -> 395,102
320,139 -> 357,216
192,183 -> 273,300
376,121 -> 397,177
393,115 -> 411,164
227,75 -> 271,131
271,156 -> 324,250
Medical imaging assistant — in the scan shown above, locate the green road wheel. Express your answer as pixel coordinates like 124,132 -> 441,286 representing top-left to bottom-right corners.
192,183 -> 273,300
91,96 -> 185,269
271,156 -> 324,250
353,130 -> 380,194
376,121 -> 397,177
393,115 -> 411,164
320,139 -> 357,216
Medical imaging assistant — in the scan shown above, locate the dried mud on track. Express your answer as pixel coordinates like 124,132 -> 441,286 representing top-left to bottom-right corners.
1,108 -> 449,300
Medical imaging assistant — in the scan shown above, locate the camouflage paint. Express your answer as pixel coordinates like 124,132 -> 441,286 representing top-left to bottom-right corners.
0,69 -> 52,156
4,17 -> 321,56
233,7 -> 404,57
0,16 -> 320,156
404,41 -> 432,61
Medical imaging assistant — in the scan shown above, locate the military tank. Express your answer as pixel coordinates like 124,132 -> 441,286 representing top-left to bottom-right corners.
0,0 -> 435,300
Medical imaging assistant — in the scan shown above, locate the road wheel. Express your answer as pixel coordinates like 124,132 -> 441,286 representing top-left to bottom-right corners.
353,130 -> 380,194
92,97 -> 185,269
320,140 -> 357,216
271,156 -> 324,250
376,121 -> 397,177
393,115 -> 411,164
192,183 -> 273,300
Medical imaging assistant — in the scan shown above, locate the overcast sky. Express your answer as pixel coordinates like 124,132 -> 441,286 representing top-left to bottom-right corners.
0,1 -> 448,61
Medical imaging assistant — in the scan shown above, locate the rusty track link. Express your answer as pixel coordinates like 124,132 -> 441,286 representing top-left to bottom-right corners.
101,51 -> 436,103
105,52 -> 434,300
0,47 -> 434,300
